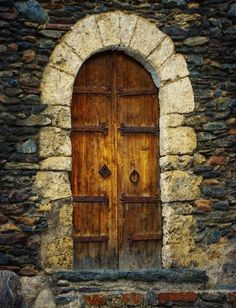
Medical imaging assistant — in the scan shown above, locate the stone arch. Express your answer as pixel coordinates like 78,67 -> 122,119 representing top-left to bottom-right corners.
35,11 -> 202,269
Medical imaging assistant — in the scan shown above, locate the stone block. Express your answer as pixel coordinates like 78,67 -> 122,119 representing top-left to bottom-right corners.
120,13 -> 137,46
49,42 -> 82,76
41,66 -> 74,106
63,15 -> 103,60
85,294 -> 107,307
159,77 -> 194,114
40,157 -> 71,171
158,54 -> 189,82
161,171 -> 202,202
160,114 -> 184,128
160,155 -> 192,172
21,276 -> 47,306
96,12 -> 120,46
42,106 -> 71,129
33,171 -> 71,200
121,293 -> 143,306
147,36 -> 174,69
45,235 -> 73,268
34,288 -> 56,308
39,127 -> 71,158
130,17 -> 165,58
158,292 -> 198,304
160,127 -> 197,155
17,114 -> 51,126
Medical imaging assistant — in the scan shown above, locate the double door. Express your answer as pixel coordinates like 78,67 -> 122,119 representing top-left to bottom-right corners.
71,51 -> 161,270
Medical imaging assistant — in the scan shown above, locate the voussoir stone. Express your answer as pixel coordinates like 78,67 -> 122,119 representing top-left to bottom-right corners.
63,15 -> 103,60
34,171 -> 71,200
41,66 -> 74,106
49,42 -> 82,75
39,127 -> 71,158
130,17 -> 165,57
160,127 -> 197,155
40,157 -> 71,171
96,12 -> 121,46
159,77 -> 194,114
158,53 -> 189,82
147,36 -> 174,69
120,13 -> 138,46
161,170 -> 202,202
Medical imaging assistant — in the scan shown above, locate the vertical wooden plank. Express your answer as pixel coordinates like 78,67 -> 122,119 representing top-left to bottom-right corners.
72,52 -> 117,269
116,52 -> 161,270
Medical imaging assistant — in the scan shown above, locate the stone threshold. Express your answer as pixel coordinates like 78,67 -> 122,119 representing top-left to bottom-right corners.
51,268 -> 208,284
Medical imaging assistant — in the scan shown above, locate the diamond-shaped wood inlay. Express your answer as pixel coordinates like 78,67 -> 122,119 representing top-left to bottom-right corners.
99,164 -> 112,179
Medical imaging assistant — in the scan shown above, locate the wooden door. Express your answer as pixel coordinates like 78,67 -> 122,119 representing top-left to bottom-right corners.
71,51 -> 161,270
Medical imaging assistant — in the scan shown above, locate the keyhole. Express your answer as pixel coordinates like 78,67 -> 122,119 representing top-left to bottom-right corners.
130,170 -> 140,184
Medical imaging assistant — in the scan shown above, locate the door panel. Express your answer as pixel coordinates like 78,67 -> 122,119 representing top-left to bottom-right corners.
71,51 -> 161,270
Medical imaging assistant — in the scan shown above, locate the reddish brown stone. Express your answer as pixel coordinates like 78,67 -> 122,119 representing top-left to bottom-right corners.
121,293 -> 143,306
194,199 -> 212,212
84,294 -> 106,306
208,156 -> 226,165
158,292 -> 198,303
227,293 -> 236,306
8,43 -> 18,50
22,49 -> 36,63
202,179 -> 219,185
15,216 -> 37,226
46,23 -> 73,30
227,128 -> 236,135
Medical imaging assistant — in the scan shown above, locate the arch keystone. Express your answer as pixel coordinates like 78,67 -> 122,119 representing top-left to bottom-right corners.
96,11 -> 121,46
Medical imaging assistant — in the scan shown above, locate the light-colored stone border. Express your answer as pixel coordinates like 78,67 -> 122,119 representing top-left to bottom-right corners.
36,11 -> 202,269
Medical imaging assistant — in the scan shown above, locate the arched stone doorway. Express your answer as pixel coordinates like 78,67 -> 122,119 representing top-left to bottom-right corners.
35,11 -> 201,269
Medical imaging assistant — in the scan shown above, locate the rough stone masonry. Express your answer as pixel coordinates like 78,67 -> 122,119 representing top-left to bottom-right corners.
0,0 -> 235,307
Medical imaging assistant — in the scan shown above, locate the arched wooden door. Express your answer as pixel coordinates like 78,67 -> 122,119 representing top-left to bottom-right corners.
71,51 -> 161,270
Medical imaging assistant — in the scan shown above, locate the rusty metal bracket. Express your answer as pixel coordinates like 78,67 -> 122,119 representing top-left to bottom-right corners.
119,123 -> 159,135
71,122 -> 108,136
120,194 -> 159,204
73,195 -> 109,205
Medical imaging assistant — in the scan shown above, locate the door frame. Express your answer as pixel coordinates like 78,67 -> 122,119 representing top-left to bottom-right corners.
36,11 -> 201,270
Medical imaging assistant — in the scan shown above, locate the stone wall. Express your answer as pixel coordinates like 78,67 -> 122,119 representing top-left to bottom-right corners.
0,0 -> 235,300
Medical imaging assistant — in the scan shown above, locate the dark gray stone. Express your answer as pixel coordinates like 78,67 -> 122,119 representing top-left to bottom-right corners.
0,252 -> 10,265
17,139 -> 37,154
36,39 -> 55,49
15,0 -> 47,23
201,185 -> 226,199
207,230 -> 221,244
0,270 -> 25,308
52,269 -> 208,284
228,3 -> 236,17
203,121 -> 227,131
213,200 -> 229,210
40,30 -> 63,39
162,0 -> 186,6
